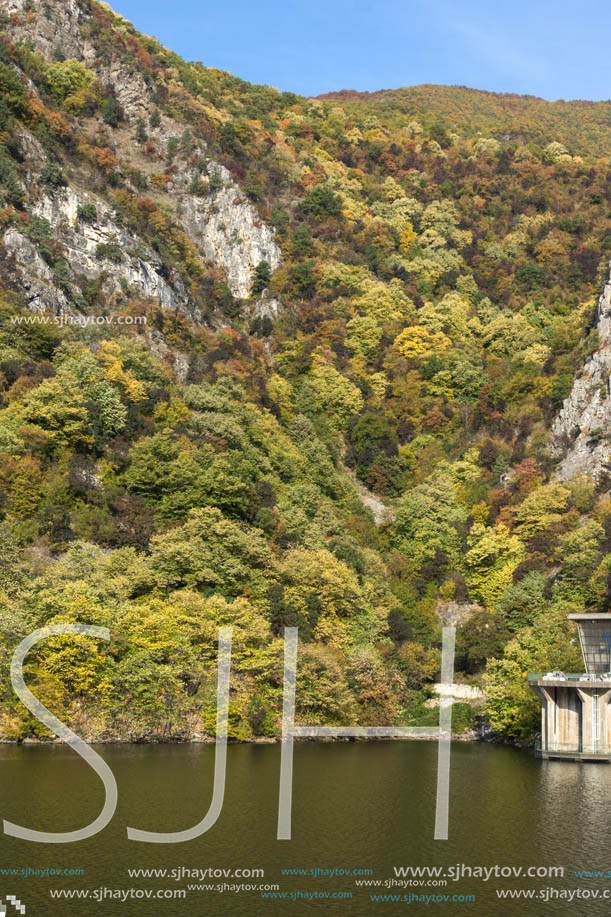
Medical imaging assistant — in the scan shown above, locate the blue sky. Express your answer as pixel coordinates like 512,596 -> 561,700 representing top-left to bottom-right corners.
112,0 -> 611,101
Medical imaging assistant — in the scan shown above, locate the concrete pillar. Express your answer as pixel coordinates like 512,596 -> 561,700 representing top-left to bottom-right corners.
531,685 -> 547,749
538,687 -> 556,751
557,686 -> 582,751
599,689 -> 611,753
577,689 -> 594,753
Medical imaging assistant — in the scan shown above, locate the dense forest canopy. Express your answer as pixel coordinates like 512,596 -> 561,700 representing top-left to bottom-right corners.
319,85 -> 611,159
0,0 -> 609,742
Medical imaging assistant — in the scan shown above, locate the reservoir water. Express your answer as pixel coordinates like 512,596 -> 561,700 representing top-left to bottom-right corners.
0,741 -> 608,915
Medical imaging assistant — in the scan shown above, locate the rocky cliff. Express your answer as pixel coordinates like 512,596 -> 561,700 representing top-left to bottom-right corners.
550,266 -> 611,481
1,0 -> 281,320
4,177 -> 189,316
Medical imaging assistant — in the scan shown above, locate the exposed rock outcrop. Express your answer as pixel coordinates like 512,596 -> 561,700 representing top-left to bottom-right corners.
3,0 -> 282,311
3,227 -> 70,314
251,292 -> 281,323
436,601 -> 483,628
179,164 -> 281,299
5,0 -> 86,61
3,185 -> 193,316
550,268 -> 611,481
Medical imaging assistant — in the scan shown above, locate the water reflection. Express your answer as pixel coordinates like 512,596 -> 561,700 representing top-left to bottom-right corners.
538,760 -> 611,866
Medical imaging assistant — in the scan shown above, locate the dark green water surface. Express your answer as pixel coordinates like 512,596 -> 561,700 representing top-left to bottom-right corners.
0,741 -> 608,915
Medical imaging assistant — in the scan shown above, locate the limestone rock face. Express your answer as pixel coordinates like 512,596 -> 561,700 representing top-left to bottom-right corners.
252,293 -> 281,323
179,164 -> 282,299
3,227 -> 70,314
90,57 -> 152,122
7,0 -> 152,119
5,0 -> 86,61
3,185 -> 193,317
35,189 -> 190,311
2,0 -> 282,314
551,268 -> 611,481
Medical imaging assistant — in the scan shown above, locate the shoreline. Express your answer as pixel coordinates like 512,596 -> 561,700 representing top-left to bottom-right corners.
1,731 -> 518,747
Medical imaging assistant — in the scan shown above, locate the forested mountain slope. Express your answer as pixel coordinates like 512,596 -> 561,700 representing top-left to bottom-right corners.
318,85 -> 611,159
0,0 -> 609,742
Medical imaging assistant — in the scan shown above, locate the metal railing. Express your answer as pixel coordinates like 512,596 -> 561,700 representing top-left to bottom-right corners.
528,672 -> 611,683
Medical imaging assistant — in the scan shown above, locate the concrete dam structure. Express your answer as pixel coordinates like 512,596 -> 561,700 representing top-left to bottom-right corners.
529,614 -> 611,761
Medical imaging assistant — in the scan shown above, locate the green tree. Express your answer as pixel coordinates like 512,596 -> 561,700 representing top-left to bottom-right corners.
150,507 -> 271,597
301,185 -> 343,219
46,59 -> 96,113
251,260 -> 271,297
464,524 -> 525,609
395,475 -> 467,572
291,223 -> 314,256
0,61 -> 30,121
101,94 -> 121,126
483,605 -> 582,739
456,610 -> 510,673
295,357 -> 364,432
398,641 -> 441,688
496,572 -> 547,631
3,375 -> 91,454
514,484 -> 571,540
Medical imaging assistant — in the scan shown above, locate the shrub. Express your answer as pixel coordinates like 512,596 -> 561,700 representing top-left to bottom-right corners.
24,214 -> 52,246
96,240 -> 123,263
39,161 -> 67,191
52,259 -> 73,292
77,203 -> 97,223
135,117 -> 148,142
101,94 -> 121,127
